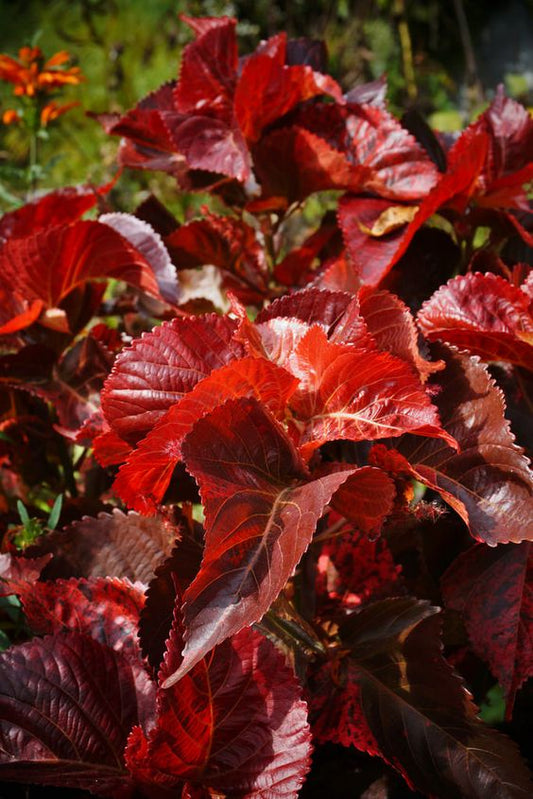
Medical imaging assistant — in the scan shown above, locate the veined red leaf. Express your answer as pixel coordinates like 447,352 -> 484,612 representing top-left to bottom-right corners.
165,397 -> 354,684
398,345 -> 533,544
0,632 -> 154,795
5,576 -> 145,656
344,103 -> 438,200
113,357 -> 298,514
358,286 -> 444,381
100,212 -> 179,304
0,552 -> 51,588
130,626 -> 311,798
481,86 -> 533,191
44,509 -> 176,583
256,287 -> 353,330
418,272 -> 533,370
0,220 -> 165,333
101,314 -> 243,443
339,598 -> 533,798
286,326 -> 455,458
442,542 -> 533,713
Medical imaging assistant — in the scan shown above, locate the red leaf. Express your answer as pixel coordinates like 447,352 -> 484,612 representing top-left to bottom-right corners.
44,509 -> 176,583
7,576 -> 145,657
113,357 -> 298,514
253,126 -> 360,205
480,86 -> 533,195
101,314 -> 243,443
0,552 -> 51,587
398,345 -> 533,545
286,326 -> 455,458
165,212 -> 268,304
344,103 -> 438,200
442,542 -> 533,712
165,397 -> 354,684
131,627 -> 311,798
418,272 -> 533,371
329,466 -> 396,536
358,286 -> 444,381
235,34 -> 342,143
0,220 -> 165,332
0,632 -> 154,795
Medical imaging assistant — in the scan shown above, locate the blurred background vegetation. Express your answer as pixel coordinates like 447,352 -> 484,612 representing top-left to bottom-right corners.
1,0 -> 533,212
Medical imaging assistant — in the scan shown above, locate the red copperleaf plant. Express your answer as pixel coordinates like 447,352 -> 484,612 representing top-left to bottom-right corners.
1,13 -> 533,799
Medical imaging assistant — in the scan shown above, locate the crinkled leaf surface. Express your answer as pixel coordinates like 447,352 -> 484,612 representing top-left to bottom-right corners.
418,272 -> 533,370
0,632 -> 154,795
43,509 -> 175,583
101,314 -> 242,443
398,345 -> 533,544
329,465 -> 396,536
340,598 -> 533,798
166,397 -> 353,684
442,542 -> 533,711
130,625 -> 311,798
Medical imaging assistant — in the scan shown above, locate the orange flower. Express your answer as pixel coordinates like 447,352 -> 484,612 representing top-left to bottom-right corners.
1,108 -> 21,125
0,46 -> 85,97
40,100 -> 79,126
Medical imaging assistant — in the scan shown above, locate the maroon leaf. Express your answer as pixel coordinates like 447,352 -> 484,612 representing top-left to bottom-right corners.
113,357 -> 298,514
138,538 -> 203,670
398,345 -> 533,544
286,326 -> 455,459
0,632 -> 154,795
0,553 -> 51,587
442,542 -> 533,713
418,272 -> 533,370
329,466 -> 396,536
101,314 -> 243,443
5,576 -> 145,656
165,397 -> 354,684
165,212 -> 268,304
339,598 -> 533,798
46,509 -> 176,583
128,626 -> 311,798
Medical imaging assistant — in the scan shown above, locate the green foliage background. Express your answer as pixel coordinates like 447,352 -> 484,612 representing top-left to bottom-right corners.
1,0 -> 532,211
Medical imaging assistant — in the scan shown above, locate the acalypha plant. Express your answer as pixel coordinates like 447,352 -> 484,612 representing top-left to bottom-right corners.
0,14 -> 533,799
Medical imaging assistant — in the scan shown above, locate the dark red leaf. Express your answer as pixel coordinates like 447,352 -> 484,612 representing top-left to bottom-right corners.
0,632 -> 154,795
165,212 -> 268,304
329,466 -> 396,536
101,314 -> 243,443
418,272 -> 533,371
131,626 -> 311,798
44,509 -> 176,583
442,542 -> 533,713
398,345 -> 533,544
0,553 -> 51,587
113,357 -> 298,514
481,86 -> 533,193
165,397 -> 354,684
6,576 -> 145,656
339,598 -> 533,798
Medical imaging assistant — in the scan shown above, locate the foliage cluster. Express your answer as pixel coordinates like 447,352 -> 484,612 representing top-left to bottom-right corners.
0,13 -> 533,799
